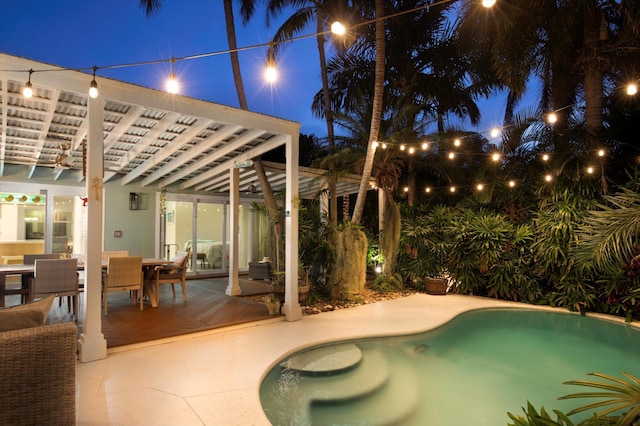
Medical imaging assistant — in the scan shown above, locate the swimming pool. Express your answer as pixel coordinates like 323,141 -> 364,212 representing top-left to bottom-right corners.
260,308 -> 640,425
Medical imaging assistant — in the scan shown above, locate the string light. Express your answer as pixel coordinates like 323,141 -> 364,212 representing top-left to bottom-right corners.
166,57 -> 179,94
547,112 -> 558,124
400,144 -> 406,151
476,184 -> 484,191
544,174 -> 552,182
381,142 -> 387,149
627,83 -> 638,96
425,187 -> 431,193
408,147 -> 415,154
89,66 -> 99,99
508,180 -> 516,188
421,141 -> 429,150
490,127 -> 501,138
542,153 -> 550,161
598,149 -> 606,157
450,186 -> 456,193
403,186 -> 409,192
454,138 -> 461,147
587,166 -> 594,174
491,152 -> 501,162
22,69 -> 34,98
331,22 -> 346,35
372,141 -> 379,148
448,152 -> 456,159
482,0 -> 496,7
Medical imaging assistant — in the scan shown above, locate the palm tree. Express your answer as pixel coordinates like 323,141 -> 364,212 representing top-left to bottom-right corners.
264,0 -> 347,225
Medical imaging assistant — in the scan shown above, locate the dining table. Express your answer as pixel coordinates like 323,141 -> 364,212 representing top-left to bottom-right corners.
0,258 -> 172,308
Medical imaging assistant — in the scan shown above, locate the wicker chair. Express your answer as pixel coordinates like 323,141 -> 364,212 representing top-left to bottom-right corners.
151,251 -> 189,304
103,256 -> 144,315
0,322 -> 77,425
101,250 -> 130,261
4,254 -> 61,304
28,258 -> 80,319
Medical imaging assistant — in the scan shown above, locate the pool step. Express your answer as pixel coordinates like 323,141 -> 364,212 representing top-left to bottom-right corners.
280,343 -> 362,375
298,349 -> 389,402
309,351 -> 421,425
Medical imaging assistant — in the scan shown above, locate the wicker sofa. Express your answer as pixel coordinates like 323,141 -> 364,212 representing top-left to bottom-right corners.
0,322 -> 77,425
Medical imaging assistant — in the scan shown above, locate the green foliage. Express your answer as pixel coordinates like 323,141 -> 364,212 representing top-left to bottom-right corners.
507,373 -> 640,426
299,199 -> 335,297
371,272 -> 403,292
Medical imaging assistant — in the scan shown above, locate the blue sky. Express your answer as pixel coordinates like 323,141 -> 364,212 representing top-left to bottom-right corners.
1,1 -> 536,140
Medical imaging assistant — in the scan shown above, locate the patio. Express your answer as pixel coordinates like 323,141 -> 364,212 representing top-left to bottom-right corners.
75,294 -> 557,425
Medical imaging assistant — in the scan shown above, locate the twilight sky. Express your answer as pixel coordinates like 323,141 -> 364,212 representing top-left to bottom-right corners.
1,0 -> 531,140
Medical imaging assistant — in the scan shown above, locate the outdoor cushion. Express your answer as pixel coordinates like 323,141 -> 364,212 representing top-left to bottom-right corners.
0,295 -> 55,332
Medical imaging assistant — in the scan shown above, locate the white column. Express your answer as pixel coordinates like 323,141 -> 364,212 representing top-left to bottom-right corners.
78,92 -> 107,362
282,134 -> 302,321
225,168 -> 241,295
248,207 -> 255,263
319,185 -> 329,231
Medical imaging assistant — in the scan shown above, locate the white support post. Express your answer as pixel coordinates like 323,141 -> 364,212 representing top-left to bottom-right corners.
225,168 -> 241,295
78,93 -> 107,362
378,188 -> 385,237
282,134 -> 302,321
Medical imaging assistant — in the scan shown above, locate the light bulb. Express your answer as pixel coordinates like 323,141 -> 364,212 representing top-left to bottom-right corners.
547,112 -> 558,124
448,152 -> 455,159
627,83 -> 638,96
425,187 -> 431,193
587,166 -> 594,174
23,82 -> 33,98
400,144 -> 406,151
542,153 -> 549,161
408,147 -> 415,154
598,149 -> 605,157
545,174 -> 552,182
403,186 -> 409,193
422,142 -> 429,150
490,127 -> 501,138
450,186 -> 456,193
477,184 -> 484,191
492,153 -> 501,162
372,141 -> 379,148
166,73 -> 179,94
381,142 -> 387,149
264,65 -> 277,83
89,80 -> 99,98
508,180 -> 516,188
482,0 -> 496,7
331,22 -> 346,36
454,138 -> 461,147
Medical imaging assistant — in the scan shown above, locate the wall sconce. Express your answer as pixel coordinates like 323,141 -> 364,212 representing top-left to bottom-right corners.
129,192 -> 139,210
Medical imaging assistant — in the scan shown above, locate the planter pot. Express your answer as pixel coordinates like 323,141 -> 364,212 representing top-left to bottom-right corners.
424,277 -> 447,295
272,283 -> 311,304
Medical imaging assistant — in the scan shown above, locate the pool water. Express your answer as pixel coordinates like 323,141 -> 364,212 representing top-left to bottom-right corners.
260,309 -> 640,425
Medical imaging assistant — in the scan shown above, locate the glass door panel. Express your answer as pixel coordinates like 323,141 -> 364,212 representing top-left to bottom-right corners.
164,200 -> 194,272
195,202 -> 228,273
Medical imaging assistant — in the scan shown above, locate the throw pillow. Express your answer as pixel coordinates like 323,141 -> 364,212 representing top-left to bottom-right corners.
0,295 -> 56,332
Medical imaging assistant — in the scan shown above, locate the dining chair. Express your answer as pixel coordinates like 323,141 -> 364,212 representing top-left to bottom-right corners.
151,251 -> 189,304
28,258 -> 79,319
5,254 -> 62,304
103,256 -> 143,315
101,251 -> 130,261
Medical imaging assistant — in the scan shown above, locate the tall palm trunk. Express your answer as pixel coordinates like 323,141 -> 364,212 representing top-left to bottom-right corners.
224,0 -> 249,110
316,13 -> 338,226
352,0 -> 385,225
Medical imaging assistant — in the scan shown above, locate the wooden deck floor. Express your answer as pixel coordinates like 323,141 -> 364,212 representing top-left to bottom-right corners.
44,277 -> 275,348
